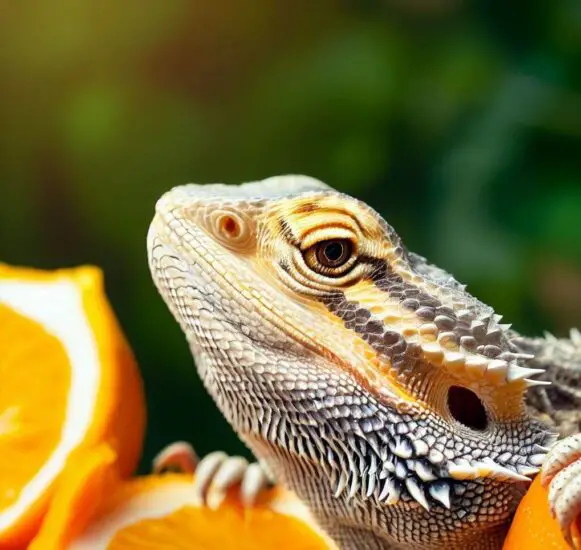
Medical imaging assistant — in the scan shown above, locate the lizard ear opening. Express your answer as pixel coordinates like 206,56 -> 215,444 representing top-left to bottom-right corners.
447,386 -> 488,431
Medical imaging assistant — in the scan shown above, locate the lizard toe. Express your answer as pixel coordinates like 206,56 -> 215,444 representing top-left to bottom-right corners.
240,461 -> 273,507
191,450 -> 229,505
542,434 -> 581,487
205,455 -> 250,510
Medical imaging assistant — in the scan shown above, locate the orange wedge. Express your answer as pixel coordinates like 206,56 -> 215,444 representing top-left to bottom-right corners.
503,475 -> 580,550
31,447 -> 335,550
0,264 -> 145,548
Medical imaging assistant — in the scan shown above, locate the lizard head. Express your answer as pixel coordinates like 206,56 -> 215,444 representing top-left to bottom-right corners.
148,175 -> 554,547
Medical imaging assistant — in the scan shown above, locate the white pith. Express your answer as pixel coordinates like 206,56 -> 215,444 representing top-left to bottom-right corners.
0,279 -> 100,531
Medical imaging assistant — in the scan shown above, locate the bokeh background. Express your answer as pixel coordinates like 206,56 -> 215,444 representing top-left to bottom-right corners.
1,1 -> 580,470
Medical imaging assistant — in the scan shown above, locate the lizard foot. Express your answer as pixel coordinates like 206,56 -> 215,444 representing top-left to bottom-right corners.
192,451 -> 274,509
153,443 -> 273,510
541,433 -> 581,548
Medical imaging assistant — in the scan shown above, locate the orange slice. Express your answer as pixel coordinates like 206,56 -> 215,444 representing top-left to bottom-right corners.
503,475 -> 580,550
0,264 -> 146,548
32,447 -> 335,550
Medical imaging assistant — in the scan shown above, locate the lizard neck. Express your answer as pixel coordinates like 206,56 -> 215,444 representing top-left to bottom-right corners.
199,341 -> 524,550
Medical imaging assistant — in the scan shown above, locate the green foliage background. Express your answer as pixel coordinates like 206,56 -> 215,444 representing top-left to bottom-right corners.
1,1 -> 580,470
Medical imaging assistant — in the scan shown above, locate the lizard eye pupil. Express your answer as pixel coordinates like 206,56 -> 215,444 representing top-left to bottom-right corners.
317,240 -> 352,268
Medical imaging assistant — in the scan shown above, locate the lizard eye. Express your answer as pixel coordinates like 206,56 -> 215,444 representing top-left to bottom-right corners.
304,239 -> 356,277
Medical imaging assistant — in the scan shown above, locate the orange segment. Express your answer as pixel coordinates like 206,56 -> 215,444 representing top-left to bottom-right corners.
104,482 -> 334,550
33,466 -> 335,550
504,475 -> 581,550
0,305 -> 70,513
0,264 -> 146,548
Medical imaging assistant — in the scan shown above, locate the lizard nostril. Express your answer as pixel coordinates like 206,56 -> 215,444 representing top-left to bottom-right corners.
447,386 -> 488,431
207,209 -> 255,252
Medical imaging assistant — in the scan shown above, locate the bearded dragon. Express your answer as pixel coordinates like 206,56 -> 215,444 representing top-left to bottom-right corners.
147,175 -> 581,549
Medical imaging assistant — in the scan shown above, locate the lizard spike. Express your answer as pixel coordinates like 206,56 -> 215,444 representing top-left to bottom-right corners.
391,437 -> 413,459
312,431 -> 327,458
486,327 -> 502,341
378,476 -> 400,504
543,330 -> 558,343
523,378 -> 551,388
506,366 -> 545,383
305,438 -> 317,462
347,473 -> 359,501
517,465 -> 541,477
570,327 -> 581,344
412,439 -> 429,456
414,461 -> 437,482
382,458 -> 395,473
493,314 -> 503,323
429,482 -> 451,509
513,352 -> 536,361
366,433 -> 381,456
366,471 -> 377,498
485,359 -> 508,381
296,436 -> 305,456
448,458 -> 531,482
360,471 -> 368,500
380,446 -> 389,463
368,452 -> 379,476
405,478 -> 430,511
499,323 -> 512,331
395,461 -> 407,480
334,471 -> 349,498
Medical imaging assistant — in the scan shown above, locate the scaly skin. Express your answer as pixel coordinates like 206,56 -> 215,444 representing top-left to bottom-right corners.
147,175 -> 580,549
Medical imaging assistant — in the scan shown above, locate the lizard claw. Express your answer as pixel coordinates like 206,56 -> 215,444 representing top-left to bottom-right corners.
153,444 -> 274,509
152,441 -> 198,474
192,451 -> 273,510
541,434 -> 581,548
